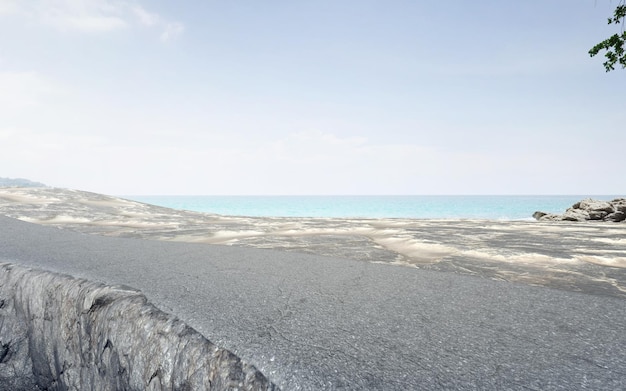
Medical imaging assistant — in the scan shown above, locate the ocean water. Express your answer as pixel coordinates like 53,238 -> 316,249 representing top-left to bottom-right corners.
123,195 -> 622,220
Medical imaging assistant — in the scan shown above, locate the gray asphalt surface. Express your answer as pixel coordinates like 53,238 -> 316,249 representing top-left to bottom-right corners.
1,215 -> 625,390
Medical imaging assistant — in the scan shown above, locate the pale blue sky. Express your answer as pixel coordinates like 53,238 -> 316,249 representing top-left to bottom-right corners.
1,1 -> 624,195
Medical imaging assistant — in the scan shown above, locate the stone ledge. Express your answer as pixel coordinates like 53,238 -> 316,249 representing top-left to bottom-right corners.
0,263 -> 277,391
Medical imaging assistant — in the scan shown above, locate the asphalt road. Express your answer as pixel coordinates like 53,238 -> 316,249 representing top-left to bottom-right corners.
1,215 -> 625,390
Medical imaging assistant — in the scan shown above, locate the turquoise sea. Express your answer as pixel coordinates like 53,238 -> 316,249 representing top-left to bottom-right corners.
123,195 -> 621,220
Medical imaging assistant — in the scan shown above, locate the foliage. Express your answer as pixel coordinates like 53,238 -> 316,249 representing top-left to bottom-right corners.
589,1 -> 626,71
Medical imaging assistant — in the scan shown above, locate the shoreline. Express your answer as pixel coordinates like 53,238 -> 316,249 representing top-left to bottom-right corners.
123,194 -> 623,221
1,187 -> 625,299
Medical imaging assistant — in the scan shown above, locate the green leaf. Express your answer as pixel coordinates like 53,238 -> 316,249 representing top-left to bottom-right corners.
590,2 -> 626,72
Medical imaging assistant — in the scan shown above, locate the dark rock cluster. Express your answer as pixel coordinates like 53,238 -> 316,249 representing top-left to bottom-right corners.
533,198 -> 626,222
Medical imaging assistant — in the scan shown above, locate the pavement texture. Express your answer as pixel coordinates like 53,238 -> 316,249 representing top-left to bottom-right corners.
1,215 -> 626,390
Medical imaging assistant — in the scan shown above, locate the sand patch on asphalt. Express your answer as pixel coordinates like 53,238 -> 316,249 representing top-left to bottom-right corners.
575,256 -> 626,268
372,237 -> 456,264
461,250 -> 582,267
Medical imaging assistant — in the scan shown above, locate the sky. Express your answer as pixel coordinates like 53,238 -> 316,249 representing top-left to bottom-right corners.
1,0 -> 624,195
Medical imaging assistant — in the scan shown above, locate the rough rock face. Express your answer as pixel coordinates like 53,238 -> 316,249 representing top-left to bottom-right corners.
533,198 -> 626,222
0,263 -> 277,391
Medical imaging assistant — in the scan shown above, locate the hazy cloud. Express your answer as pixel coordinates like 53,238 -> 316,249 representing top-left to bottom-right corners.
131,3 -> 184,42
0,0 -> 19,15
0,71 -> 62,112
131,4 -> 159,26
3,0 -> 183,40
0,122 -> 616,194
160,22 -> 184,42
31,0 -> 128,32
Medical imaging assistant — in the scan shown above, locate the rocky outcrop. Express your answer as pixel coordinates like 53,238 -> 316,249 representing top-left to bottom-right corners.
0,263 -> 277,391
533,198 -> 626,222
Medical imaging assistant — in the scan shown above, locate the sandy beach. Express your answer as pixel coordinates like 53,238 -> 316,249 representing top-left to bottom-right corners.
1,187 -> 626,390
1,187 -> 625,299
